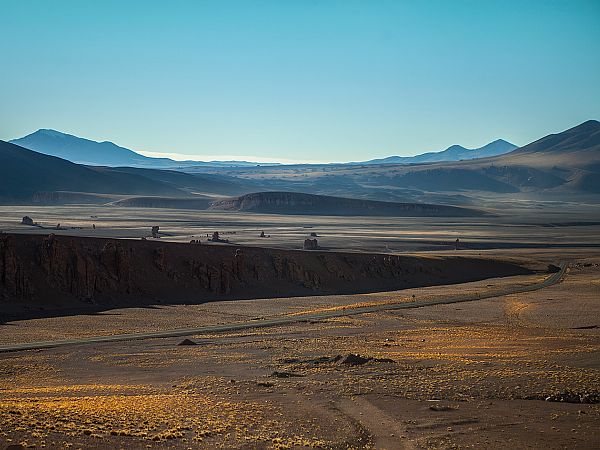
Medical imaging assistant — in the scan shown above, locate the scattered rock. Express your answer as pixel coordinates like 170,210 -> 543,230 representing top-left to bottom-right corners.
374,357 -> 396,363
547,264 -> 561,273
429,404 -> 459,411
337,353 -> 396,365
340,353 -> 372,365
21,216 -> 34,226
257,381 -> 274,387
303,238 -> 318,250
544,390 -> 600,404
271,371 -> 305,378
177,338 -> 197,346
209,231 -> 229,243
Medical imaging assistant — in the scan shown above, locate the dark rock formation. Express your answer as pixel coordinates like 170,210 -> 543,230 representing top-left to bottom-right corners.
340,354 -> 371,365
0,234 -> 531,319
209,231 -> 228,243
303,238 -> 318,250
21,216 -> 34,226
547,264 -> 561,273
151,226 -> 160,238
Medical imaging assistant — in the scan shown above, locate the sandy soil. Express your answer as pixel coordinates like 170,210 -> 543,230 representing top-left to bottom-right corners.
0,205 -> 598,449
0,259 -> 598,449
1,205 -> 600,253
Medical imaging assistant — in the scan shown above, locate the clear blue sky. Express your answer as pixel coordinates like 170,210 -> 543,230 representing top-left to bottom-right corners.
1,0 -> 599,163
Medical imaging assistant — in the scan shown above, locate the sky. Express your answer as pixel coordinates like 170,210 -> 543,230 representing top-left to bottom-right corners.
1,0 -> 599,163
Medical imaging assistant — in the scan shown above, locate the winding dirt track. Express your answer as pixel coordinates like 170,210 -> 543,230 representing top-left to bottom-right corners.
0,262 -> 566,353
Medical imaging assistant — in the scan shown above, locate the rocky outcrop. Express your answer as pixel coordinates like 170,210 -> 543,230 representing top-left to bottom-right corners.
0,234 -> 531,312
303,238 -> 318,250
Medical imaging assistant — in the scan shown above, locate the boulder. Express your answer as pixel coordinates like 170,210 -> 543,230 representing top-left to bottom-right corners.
21,216 -> 34,226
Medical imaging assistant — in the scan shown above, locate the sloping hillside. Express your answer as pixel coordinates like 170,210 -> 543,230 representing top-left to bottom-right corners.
0,140 -> 184,200
10,129 -> 166,167
0,141 -> 253,201
10,129 -> 276,168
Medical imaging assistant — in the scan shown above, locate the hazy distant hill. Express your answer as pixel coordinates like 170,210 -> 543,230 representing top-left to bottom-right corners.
209,192 -> 482,216
364,120 -> 600,194
494,120 -> 600,166
198,120 -> 600,198
353,120 -> 600,194
9,129 -> 277,168
0,140 -> 255,201
359,139 -> 517,165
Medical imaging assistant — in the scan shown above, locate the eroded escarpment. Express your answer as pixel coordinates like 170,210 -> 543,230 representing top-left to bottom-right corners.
0,233 -> 530,309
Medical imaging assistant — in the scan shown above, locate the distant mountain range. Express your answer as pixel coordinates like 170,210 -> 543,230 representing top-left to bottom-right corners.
170,120 -> 600,199
9,129 -> 279,168
358,139 -> 517,165
10,129 -> 516,168
1,120 -> 598,207
334,120 -> 600,195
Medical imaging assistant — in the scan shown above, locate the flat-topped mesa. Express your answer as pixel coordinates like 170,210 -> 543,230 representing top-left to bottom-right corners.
208,192 -> 483,217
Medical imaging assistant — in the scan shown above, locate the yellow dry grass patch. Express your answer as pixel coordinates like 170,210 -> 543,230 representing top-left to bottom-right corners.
0,384 -> 328,448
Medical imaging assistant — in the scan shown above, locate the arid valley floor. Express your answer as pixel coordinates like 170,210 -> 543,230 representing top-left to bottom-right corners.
0,204 -> 599,449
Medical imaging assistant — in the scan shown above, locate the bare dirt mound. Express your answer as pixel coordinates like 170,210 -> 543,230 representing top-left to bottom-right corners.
0,233 -> 530,319
208,192 -> 483,217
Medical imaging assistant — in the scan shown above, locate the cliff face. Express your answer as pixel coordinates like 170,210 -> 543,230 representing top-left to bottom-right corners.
0,233 -> 529,309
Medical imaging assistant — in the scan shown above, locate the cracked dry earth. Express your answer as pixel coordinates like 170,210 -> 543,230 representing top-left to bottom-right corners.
0,261 -> 599,449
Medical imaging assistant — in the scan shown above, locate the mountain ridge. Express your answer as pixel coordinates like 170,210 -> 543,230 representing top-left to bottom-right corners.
9,129 -> 280,168
10,128 -> 518,168
358,139 -> 517,165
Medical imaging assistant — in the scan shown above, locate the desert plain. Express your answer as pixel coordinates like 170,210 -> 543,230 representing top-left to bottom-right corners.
0,203 -> 599,449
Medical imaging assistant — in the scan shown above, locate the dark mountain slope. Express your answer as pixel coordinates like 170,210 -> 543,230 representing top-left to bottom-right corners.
0,140 -> 185,200
0,141 -> 254,201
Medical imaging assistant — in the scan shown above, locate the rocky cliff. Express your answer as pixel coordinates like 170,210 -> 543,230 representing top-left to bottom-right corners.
0,234 -> 529,315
